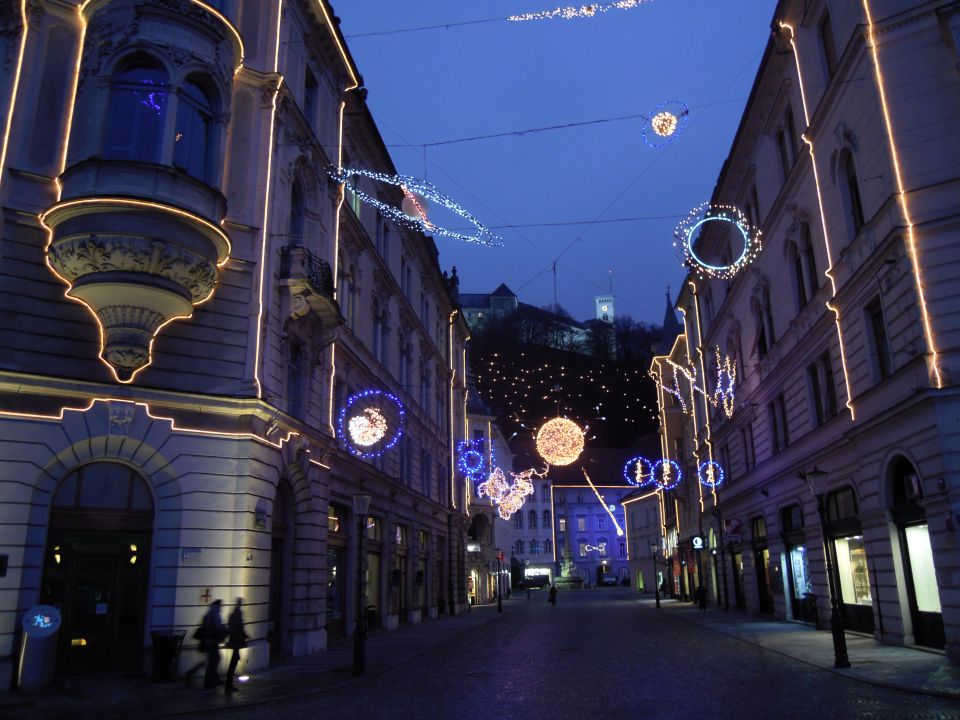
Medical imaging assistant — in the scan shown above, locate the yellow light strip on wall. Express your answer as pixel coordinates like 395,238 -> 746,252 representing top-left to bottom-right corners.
0,396 -> 328,464
55,4 -> 87,202
549,484 -> 558,564
448,310 -> 458,509
0,0 -> 28,194
688,282 -> 717,508
780,21 -> 856,418
251,0 -> 286,400
189,0 -> 245,73
678,304 -> 705,515
861,0 -> 942,389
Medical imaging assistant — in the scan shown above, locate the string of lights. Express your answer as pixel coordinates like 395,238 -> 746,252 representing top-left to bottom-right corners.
536,416 -> 585,466
647,348 -> 737,419
327,166 -> 503,246
698,460 -> 724,489
509,0 -> 654,22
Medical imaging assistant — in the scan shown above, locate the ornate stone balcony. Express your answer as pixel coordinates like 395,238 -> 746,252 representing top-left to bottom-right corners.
41,197 -> 230,382
278,246 -> 341,331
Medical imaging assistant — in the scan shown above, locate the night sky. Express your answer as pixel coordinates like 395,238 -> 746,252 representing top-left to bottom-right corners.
335,1 -> 776,325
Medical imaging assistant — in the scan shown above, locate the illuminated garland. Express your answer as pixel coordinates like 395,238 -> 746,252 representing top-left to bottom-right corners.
652,458 -> 682,491
509,0 -> 654,21
642,101 -> 689,149
497,468 -> 538,520
536,417 -> 585,466
457,439 -> 487,483
650,348 -> 737,418
337,389 -> 405,458
698,460 -> 724,489
328,166 -> 502,247
673,202 -> 762,280
477,467 -> 510,503
623,455 -> 655,487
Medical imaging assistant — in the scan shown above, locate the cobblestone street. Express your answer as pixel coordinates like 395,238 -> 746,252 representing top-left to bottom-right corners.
174,589 -> 960,720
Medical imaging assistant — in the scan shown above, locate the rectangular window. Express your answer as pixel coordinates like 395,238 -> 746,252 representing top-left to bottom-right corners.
777,130 -> 792,180
421,451 -> 431,496
808,362 -> 825,427
821,350 -> 838,418
529,539 -> 540,556
673,437 -> 685,464
578,541 -> 587,558
767,401 -> 780,455
741,424 -> 755,472
904,524 -> 942,613
577,517 -> 586,532
866,298 -> 892,380
304,69 -> 318,131
514,513 -> 523,530
515,539 -> 524,554
619,542 -> 626,558
819,11 -> 838,79
720,444 -> 731,486
597,516 -> 606,532
558,517 -> 566,532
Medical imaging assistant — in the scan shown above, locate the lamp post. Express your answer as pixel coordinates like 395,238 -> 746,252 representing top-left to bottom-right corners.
649,541 -> 661,608
801,467 -> 851,669
352,493 -> 371,676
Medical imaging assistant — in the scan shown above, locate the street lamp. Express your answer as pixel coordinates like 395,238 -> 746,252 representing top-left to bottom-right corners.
801,467 -> 851,669
352,493 -> 371,676
649,541 -> 661,608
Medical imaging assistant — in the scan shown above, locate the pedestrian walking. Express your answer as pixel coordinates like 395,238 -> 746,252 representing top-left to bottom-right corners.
224,598 -> 247,693
548,584 -> 557,606
200,599 -> 227,689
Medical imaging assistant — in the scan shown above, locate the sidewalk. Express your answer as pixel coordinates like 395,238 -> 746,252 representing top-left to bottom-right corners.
641,597 -> 960,699
0,603 -> 503,720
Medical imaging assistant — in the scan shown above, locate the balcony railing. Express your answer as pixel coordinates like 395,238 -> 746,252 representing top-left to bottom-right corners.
280,245 -> 334,299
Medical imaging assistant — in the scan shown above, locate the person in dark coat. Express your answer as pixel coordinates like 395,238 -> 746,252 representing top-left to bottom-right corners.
201,599 -> 227,689
224,598 -> 248,693
548,584 -> 558,606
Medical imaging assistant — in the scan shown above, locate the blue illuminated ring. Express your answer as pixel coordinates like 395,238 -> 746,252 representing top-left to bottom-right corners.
673,202 -> 761,280
457,439 -> 487,481
698,461 -> 724,489
623,455 -> 655,487
641,100 -> 689,149
337,389 -> 405,458
685,216 -> 750,272
652,458 -> 682,491
329,167 -> 503,247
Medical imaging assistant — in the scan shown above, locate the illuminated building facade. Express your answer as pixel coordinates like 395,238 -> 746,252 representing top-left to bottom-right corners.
465,393 -> 515,604
652,0 -> 960,658
0,0 -> 470,689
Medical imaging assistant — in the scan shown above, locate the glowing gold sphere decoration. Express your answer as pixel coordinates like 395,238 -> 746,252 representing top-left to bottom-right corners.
348,408 -> 388,447
651,111 -> 678,138
536,417 -> 585,466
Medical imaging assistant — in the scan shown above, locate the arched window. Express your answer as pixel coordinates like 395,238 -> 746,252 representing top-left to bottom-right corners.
528,509 -> 537,529
801,223 -> 819,296
544,538 -> 553,555
752,298 -> 768,358
541,483 -> 549,503
543,509 -> 551,527
54,462 -> 153,514
288,179 -> 305,246
840,150 -> 865,238
105,59 -> 168,163
788,241 -> 807,312
173,76 -> 215,182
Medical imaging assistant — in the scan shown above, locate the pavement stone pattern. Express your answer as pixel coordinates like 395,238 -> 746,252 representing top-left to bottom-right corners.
3,589 -> 960,719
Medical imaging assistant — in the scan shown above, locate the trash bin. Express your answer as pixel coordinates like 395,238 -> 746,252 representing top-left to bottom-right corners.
18,604 -> 61,690
151,630 -> 186,682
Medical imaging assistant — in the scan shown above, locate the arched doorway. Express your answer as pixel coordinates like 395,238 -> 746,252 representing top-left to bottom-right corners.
890,457 -> 944,648
41,462 -> 153,674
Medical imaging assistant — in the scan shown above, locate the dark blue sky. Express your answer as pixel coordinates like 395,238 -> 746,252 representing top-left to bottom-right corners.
336,1 -> 776,326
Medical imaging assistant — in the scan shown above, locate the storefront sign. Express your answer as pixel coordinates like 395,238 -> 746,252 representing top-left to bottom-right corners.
692,535 -> 704,551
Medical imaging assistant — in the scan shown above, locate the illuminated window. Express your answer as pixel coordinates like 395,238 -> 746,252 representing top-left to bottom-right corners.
105,59 -> 168,163
577,516 -> 586,532
366,516 -> 381,541
529,539 -> 540,555
173,76 -> 215,182
327,504 -> 343,534
578,541 -> 587,557
558,517 -> 566,532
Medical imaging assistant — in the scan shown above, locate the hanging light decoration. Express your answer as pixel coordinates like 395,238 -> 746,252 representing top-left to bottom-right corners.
477,467 -> 510,503
623,455 -> 655,487
698,460 -> 724,489
509,0 -> 654,22
536,417 -> 585,466
652,458 -> 682,491
673,202 -> 762,280
642,100 -> 689,148
337,389 -> 405,458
